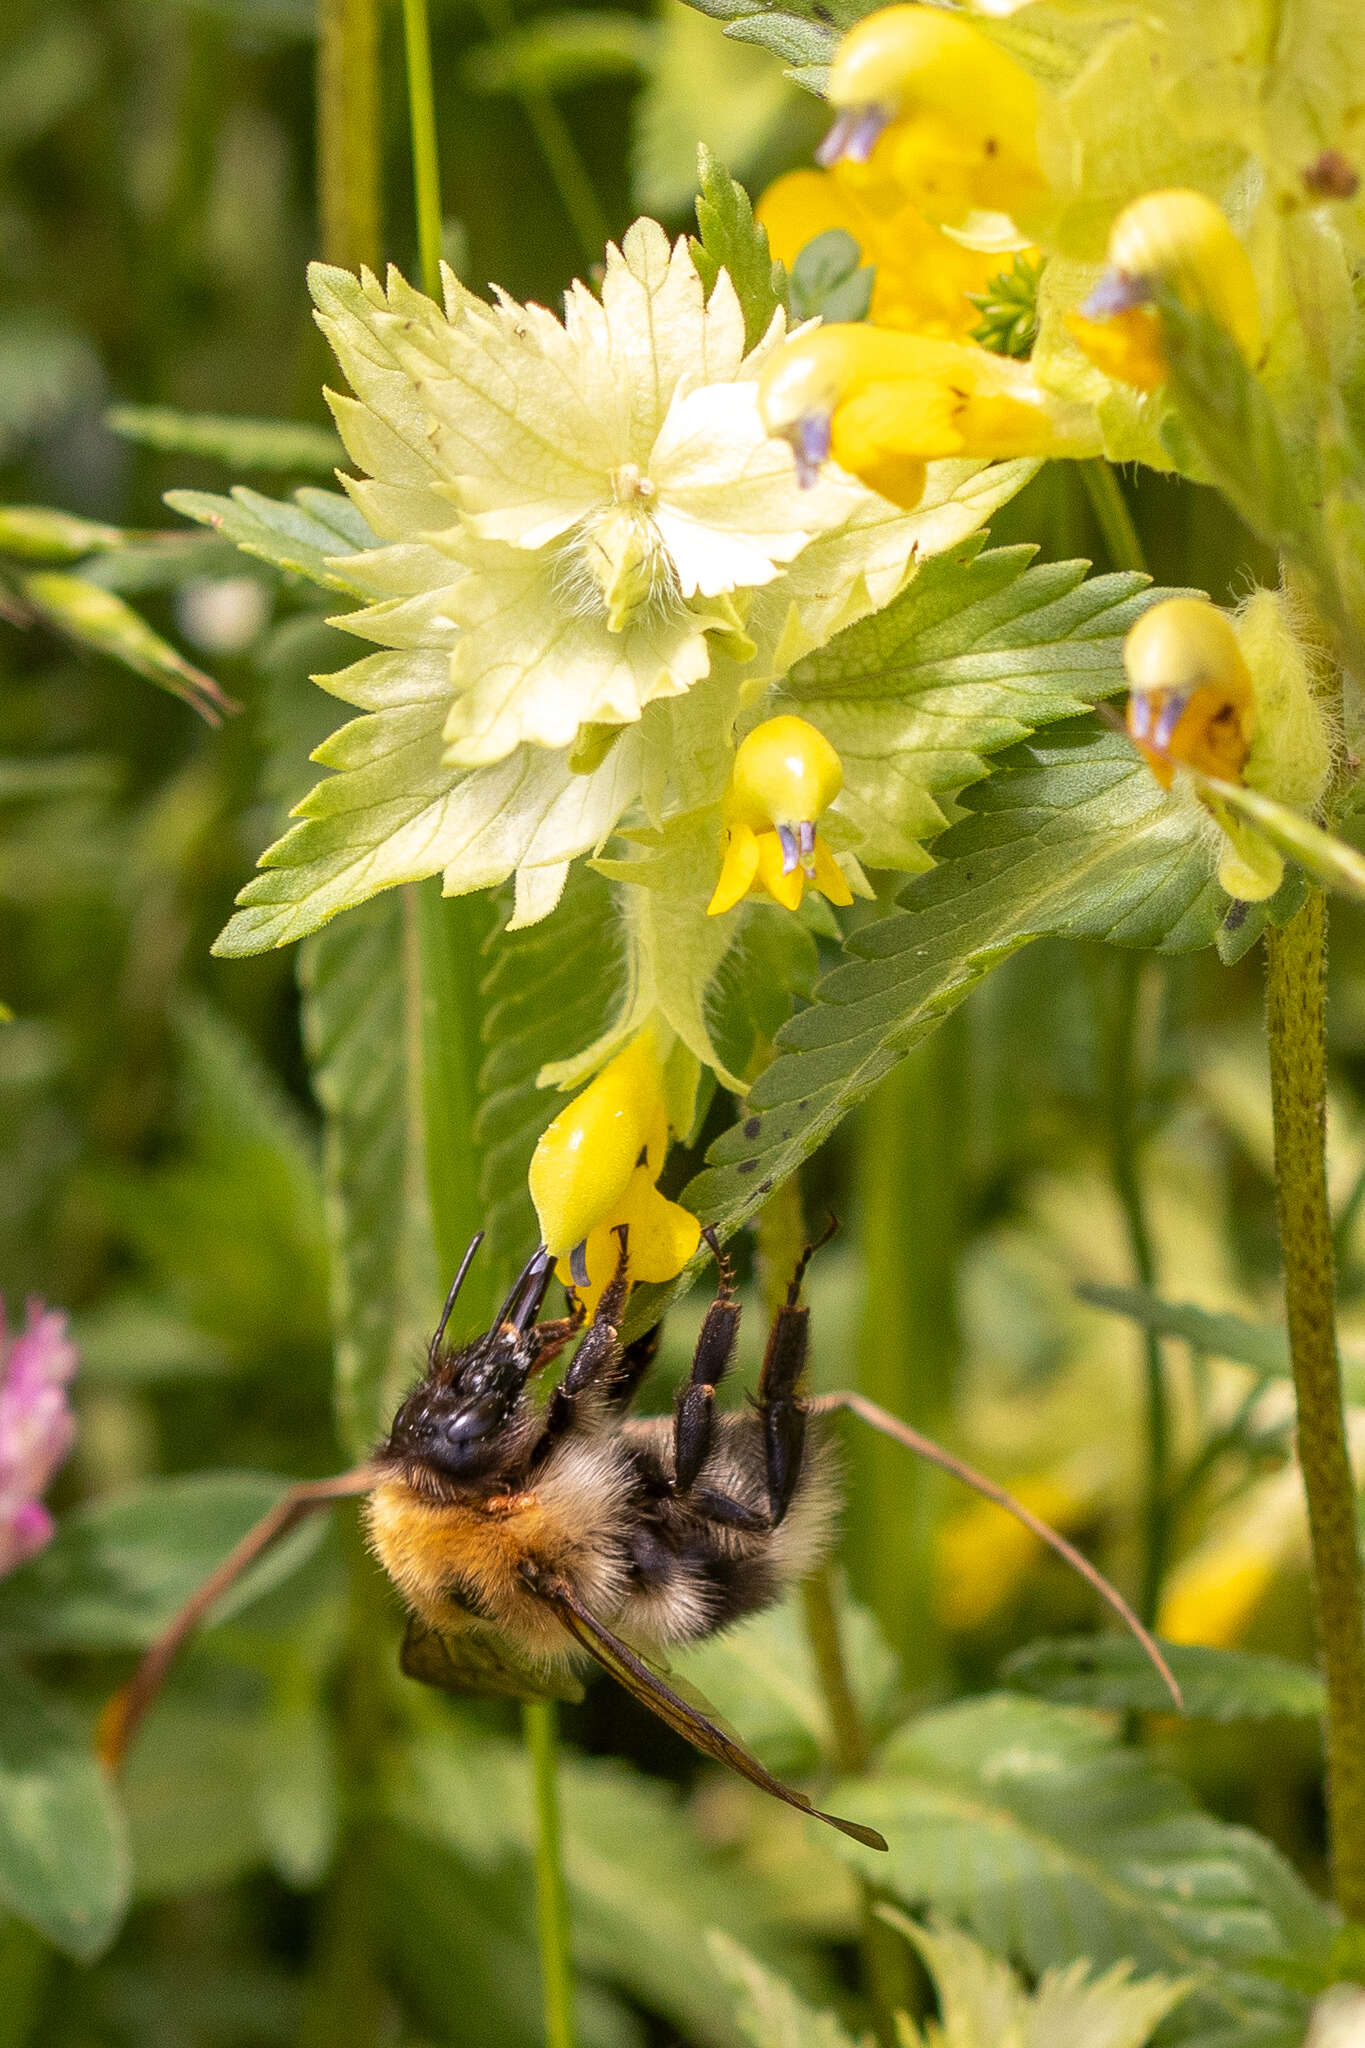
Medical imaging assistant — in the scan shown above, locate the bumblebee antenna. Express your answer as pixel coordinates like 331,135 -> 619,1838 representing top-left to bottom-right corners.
810,1389 -> 1184,1712
429,1231 -> 486,1364
788,1211 -> 839,1303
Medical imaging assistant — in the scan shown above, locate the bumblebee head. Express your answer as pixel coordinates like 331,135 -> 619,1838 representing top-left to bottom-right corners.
382,1244 -> 556,1482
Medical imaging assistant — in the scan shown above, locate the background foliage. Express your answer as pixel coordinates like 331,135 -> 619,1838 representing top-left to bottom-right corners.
2,1 -> 1362,2044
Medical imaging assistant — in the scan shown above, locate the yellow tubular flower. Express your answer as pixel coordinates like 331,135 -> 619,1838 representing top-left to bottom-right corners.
708,715 -> 854,916
528,1031 -> 701,1309
1068,189 -> 1261,391
1123,597 -> 1281,903
817,4 -> 1043,244
758,325 -> 1094,505
1123,598 -> 1255,791
757,168 -> 1005,340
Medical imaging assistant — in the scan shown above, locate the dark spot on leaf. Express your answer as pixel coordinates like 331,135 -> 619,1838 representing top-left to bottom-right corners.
1304,149 -> 1358,198
758,1179 -> 773,1194
813,3 -> 834,19
738,1159 -> 758,1173
743,1116 -> 762,1138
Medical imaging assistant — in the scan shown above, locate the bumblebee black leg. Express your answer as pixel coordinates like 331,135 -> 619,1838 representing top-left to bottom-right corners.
527,1235 -> 631,1466
754,1256 -> 811,1527
671,1232 -> 742,1495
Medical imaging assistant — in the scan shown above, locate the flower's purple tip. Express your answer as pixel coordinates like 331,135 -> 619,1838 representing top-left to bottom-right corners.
778,823 -> 801,876
816,105 -> 890,168
1080,268 -> 1153,322
0,1294 -> 78,1580
794,412 -> 832,489
798,818 -> 817,878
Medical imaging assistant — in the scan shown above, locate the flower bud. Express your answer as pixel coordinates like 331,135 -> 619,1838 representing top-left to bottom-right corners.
819,5 -> 1042,245
1,1296 -> 77,1578
708,715 -> 854,915
1069,190 -> 1260,391
1123,597 -> 1255,790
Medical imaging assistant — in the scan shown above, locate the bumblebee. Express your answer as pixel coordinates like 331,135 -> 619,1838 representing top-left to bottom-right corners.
101,1228 -> 1177,1838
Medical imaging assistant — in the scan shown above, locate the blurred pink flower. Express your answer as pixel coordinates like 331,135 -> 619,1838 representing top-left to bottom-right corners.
0,1295 -> 77,1577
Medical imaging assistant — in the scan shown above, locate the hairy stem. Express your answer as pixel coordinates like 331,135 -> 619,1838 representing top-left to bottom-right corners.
524,1700 -> 577,2048
317,0 -> 382,271
1266,890 -> 1365,1924
400,0 -> 443,295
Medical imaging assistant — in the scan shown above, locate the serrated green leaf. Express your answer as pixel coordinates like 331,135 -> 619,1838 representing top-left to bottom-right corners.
475,865 -> 628,1291
390,1729 -> 831,2046
674,0 -> 850,89
107,405 -> 342,473
885,1908 -> 1192,2048
465,11 -> 658,94
687,724 -> 1223,1238
690,145 -> 788,352
677,1583 -> 901,1778
783,543 -> 1170,868
16,569 -> 234,723
825,1695 -> 1325,2048
1002,1637 -> 1326,1722
0,1662 -> 128,1961
1076,1282 -> 1291,1375
706,1932 -> 856,2048
0,1474 -> 325,1649
167,484 -> 375,594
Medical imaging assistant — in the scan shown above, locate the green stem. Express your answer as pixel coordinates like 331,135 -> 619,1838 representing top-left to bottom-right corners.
317,0 -> 382,270
524,1700 -> 577,2048
470,0 -> 607,266
400,0 -> 444,295
1265,891 -> 1365,1925
1078,459 -> 1147,577
1096,954 -> 1169,1630
306,10 -> 388,2042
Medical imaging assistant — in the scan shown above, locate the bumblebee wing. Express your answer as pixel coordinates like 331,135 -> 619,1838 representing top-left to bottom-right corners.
538,1577 -> 886,1852
399,1614 -> 585,1704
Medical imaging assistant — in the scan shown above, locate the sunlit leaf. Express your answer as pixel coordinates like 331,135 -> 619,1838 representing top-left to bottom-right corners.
1003,1637 -> 1326,1722
706,1932 -> 856,2048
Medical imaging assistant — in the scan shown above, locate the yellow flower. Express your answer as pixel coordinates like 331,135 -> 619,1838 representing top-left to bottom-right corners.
756,167 -> 1005,340
1123,597 -> 1255,792
817,4 -> 1044,247
708,715 -> 854,915
758,325 -> 1096,506
528,1030 -> 700,1310
1123,596 -> 1283,903
1068,190 -> 1261,392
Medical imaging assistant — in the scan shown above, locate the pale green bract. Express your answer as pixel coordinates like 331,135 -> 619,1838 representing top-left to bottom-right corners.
211,219 -> 1032,952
